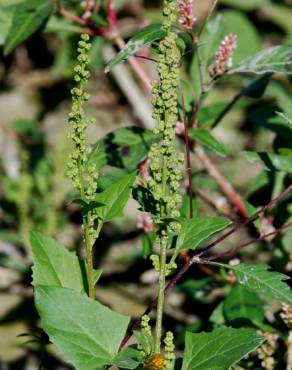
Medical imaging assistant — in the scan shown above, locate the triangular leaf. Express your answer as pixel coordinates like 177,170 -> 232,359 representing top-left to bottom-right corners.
176,217 -> 232,250
35,286 -> 130,370
182,327 -> 264,370
4,0 -> 54,55
105,24 -> 165,72
30,231 -> 84,292
214,262 -> 292,305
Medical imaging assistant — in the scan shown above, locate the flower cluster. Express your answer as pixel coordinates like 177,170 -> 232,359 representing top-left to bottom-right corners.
177,0 -> 197,31
164,331 -> 175,369
257,331 -> 278,370
67,34 -> 99,242
148,0 -> 184,223
67,34 -> 96,192
209,34 -> 237,76
281,303 -> 292,328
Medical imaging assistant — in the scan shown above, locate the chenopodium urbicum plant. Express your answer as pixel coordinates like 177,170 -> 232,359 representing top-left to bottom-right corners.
29,1 -> 292,370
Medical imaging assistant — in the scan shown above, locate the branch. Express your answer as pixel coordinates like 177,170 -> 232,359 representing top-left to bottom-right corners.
180,87 -> 193,218
194,144 -> 249,219
196,183 -> 292,256
201,222 -> 292,262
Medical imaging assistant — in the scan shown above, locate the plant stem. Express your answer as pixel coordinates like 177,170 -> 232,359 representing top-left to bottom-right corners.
154,158 -> 168,353
180,87 -> 193,218
78,165 -> 95,299
155,236 -> 167,353
84,221 -> 95,299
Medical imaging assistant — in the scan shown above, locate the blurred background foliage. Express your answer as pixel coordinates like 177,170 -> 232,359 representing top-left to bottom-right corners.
0,0 -> 291,369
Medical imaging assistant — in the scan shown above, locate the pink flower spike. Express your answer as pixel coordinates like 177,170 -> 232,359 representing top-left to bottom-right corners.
137,214 -> 155,233
178,0 -> 197,31
209,34 -> 238,76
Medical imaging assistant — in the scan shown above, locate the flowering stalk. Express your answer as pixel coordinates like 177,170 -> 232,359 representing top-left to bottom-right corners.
178,0 -> 197,31
148,0 -> 184,355
209,34 -> 237,76
67,34 -> 99,299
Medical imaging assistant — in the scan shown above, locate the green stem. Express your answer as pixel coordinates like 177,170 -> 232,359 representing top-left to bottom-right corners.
155,236 -> 167,354
84,221 -> 95,299
155,158 -> 168,353
78,164 -> 96,299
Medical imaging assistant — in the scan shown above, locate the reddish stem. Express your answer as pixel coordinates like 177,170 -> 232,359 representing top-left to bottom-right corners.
180,87 -> 193,218
106,0 -> 118,30
194,144 -> 249,219
203,222 -> 292,262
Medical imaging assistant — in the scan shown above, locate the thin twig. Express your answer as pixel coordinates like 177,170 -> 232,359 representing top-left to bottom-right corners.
194,144 -> 249,219
196,183 -> 292,256
180,87 -> 193,218
201,222 -> 292,262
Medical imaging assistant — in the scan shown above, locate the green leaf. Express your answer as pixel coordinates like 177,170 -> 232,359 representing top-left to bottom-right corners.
0,5 -> 15,45
223,285 -> 265,324
87,127 -> 158,170
241,151 -> 292,173
35,286 -> 130,370
182,327 -> 264,370
189,128 -> 227,157
4,0 -> 54,55
209,301 -> 225,325
98,169 -> 133,190
229,45 -> 292,75
95,172 -> 137,222
105,24 -> 165,72
214,263 -> 292,305
30,231 -> 84,292
112,347 -> 142,369
176,217 -> 232,250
